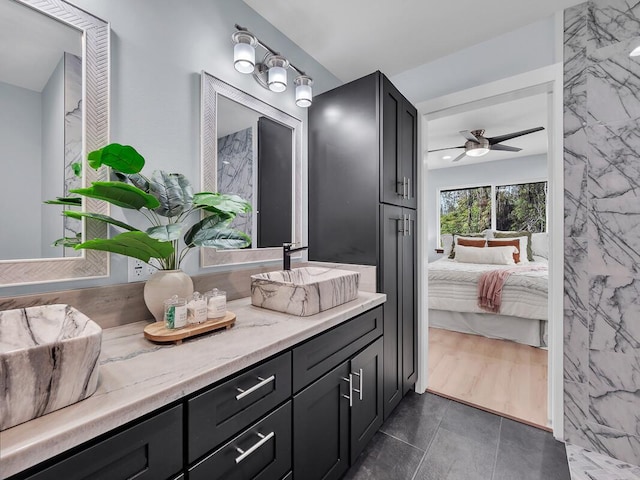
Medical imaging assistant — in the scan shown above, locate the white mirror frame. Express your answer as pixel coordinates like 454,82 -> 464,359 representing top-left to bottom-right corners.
200,71 -> 302,267
0,0 -> 109,286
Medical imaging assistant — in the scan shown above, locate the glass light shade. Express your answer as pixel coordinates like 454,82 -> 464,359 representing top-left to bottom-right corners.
631,45 -> 640,57
466,147 -> 490,157
296,84 -> 312,107
234,42 -> 255,74
268,66 -> 287,92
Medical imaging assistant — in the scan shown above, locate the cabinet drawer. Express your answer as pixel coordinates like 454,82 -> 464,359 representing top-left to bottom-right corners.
292,306 -> 383,392
188,352 -> 291,463
189,401 -> 292,480
24,405 -> 183,480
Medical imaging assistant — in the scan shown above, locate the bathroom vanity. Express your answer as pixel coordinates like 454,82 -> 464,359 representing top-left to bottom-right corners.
2,293 -> 385,480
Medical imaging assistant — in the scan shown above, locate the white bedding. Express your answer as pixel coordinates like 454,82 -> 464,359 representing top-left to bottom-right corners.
428,257 -> 548,321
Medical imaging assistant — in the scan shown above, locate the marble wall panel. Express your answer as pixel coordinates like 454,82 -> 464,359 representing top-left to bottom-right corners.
589,276 -> 640,352
583,421 -> 640,466
589,350 -> 640,435
564,129 -> 589,237
218,127 -> 254,240
587,0 -> 640,51
565,4 -> 588,99
587,45 -> 640,125
565,308 -> 589,383
63,53 -> 82,254
565,237 -> 590,312
565,380 -> 590,446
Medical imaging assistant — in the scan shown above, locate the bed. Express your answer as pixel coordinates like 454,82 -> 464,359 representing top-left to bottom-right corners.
428,256 -> 549,347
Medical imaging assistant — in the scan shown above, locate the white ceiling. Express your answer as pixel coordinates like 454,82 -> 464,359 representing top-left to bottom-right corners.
0,0 -> 82,92
427,92 -> 549,169
242,0 -> 582,83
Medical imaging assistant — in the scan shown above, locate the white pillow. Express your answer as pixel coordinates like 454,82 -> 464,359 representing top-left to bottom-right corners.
492,235 -> 530,264
454,245 -> 517,265
531,232 -> 548,259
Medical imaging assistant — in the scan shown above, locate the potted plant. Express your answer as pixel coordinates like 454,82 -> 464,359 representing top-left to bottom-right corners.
47,143 -> 251,321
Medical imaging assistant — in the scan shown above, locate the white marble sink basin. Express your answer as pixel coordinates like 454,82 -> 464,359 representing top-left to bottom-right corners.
0,304 -> 102,430
251,267 -> 360,316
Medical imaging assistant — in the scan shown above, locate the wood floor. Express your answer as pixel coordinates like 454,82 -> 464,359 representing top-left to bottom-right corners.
427,327 -> 549,429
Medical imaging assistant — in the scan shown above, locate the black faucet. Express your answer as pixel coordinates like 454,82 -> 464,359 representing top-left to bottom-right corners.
283,243 -> 308,271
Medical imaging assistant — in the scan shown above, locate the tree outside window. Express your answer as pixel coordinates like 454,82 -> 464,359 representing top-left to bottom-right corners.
440,186 -> 491,234
439,181 -> 547,237
496,182 -> 547,232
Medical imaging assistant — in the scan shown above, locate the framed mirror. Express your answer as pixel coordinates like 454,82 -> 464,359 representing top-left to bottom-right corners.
200,72 -> 302,267
0,0 -> 109,286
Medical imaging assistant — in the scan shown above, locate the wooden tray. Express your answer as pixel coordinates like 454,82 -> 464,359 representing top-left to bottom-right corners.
144,311 -> 236,345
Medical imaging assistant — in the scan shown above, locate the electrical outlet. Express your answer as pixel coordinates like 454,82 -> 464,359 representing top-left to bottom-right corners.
127,257 -> 155,282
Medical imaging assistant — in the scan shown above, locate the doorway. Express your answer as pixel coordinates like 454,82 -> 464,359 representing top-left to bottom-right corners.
414,64 -> 565,438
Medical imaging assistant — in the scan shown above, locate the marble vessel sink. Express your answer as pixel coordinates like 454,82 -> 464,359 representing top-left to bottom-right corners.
251,267 -> 360,316
0,304 -> 102,430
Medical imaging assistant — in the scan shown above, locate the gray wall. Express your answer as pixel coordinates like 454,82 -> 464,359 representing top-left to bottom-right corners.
426,155 -> 547,262
391,16 -> 558,104
0,81 -> 42,260
563,1 -> 640,465
1,0 -> 340,297
40,56 -> 65,258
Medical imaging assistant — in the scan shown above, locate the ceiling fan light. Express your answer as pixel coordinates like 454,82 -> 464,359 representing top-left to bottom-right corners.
466,147 -> 490,157
631,45 -> 640,57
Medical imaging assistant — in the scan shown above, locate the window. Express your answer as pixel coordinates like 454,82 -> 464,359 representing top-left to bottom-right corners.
440,186 -> 491,235
439,181 -> 547,240
496,182 -> 547,233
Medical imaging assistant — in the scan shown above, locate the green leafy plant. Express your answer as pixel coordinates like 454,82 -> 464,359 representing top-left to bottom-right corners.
46,143 -> 251,270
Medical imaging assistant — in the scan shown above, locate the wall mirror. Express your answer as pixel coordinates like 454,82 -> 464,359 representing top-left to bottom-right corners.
0,0 -> 109,286
200,72 -> 302,267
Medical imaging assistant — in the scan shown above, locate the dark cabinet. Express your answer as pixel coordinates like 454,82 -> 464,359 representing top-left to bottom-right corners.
22,405 -> 183,480
380,76 -> 417,209
381,205 -> 417,414
309,71 -> 418,420
189,402 -> 291,480
293,338 -> 383,480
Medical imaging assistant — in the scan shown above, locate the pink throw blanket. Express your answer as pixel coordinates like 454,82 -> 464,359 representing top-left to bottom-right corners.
478,266 -> 547,313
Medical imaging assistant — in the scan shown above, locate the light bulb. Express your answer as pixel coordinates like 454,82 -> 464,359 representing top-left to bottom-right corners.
466,147 -> 490,157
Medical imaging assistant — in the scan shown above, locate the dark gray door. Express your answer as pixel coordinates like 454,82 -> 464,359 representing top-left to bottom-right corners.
257,116 -> 292,248
402,210 -> 417,393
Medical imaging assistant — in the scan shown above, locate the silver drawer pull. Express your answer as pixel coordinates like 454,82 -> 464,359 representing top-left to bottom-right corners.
351,368 -> 363,401
341,375 -> 353,407
235,375 -> 275,401
234,431 -> 275,464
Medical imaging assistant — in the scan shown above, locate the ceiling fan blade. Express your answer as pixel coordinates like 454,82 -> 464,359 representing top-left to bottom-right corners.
428,145 -> 465,152
451,152 -> 467,162
487,126 -> 545,145
459,130 -> 480,142
490,144 -> 522,152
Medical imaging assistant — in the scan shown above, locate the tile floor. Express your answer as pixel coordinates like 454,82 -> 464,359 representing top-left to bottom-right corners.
344,391 -> 571,480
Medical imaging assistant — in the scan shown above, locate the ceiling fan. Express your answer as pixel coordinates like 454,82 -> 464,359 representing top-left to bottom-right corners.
429,127 -> 545,162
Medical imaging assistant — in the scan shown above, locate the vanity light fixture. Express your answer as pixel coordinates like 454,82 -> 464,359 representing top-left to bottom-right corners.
232,24 -> 313,107
232,31 -> 258,74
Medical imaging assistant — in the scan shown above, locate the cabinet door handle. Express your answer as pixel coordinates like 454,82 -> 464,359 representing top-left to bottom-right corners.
404,214 -> 409,236
341,375 -> 353,407
234,431 -> 275,464
397,217 -> 405,236
407,214 -> 412,237
235,375 -> 275,401
351,368 -> 363,401
404,177 -> 409,199
407,178 -> 411,200
397,179 -> 404,196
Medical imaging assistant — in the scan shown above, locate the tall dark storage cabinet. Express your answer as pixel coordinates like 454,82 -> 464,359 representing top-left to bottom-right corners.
309,71 -> 418,421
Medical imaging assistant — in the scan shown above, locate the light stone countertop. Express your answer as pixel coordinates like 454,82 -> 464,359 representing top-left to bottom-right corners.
0,292 -> 386,479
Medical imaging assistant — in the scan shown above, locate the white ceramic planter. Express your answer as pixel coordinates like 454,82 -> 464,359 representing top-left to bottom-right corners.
143,270 -> 194,322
